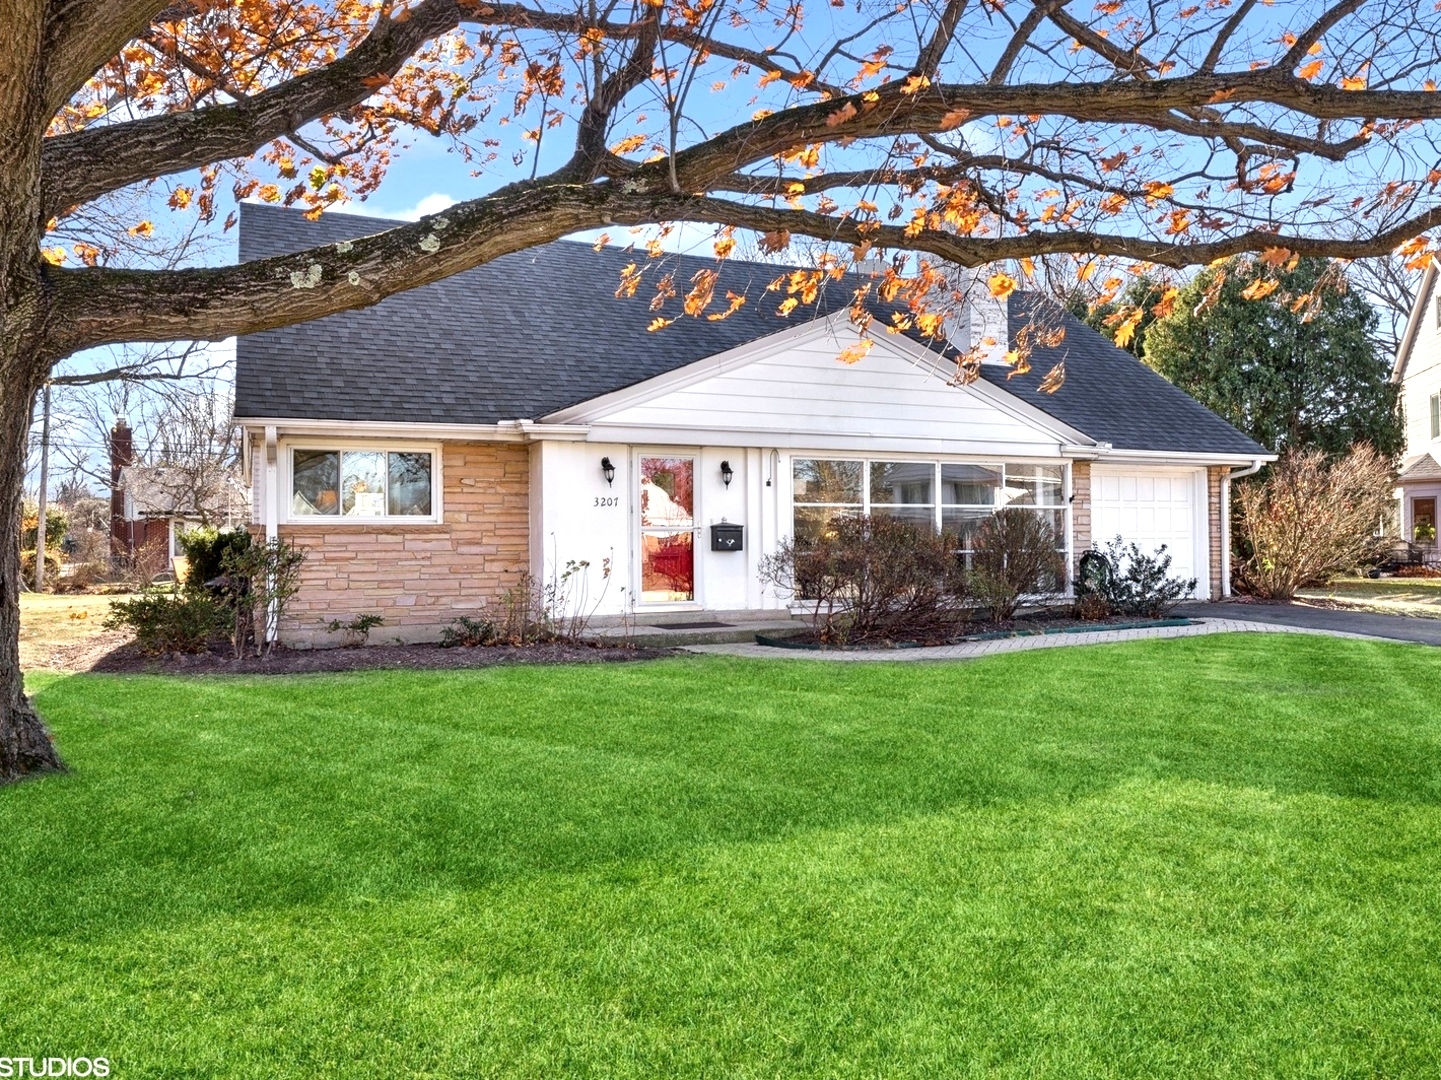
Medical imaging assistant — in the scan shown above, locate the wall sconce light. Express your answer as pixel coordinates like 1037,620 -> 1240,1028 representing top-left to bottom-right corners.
720,460 -> 733,488
601,457 -> 616,487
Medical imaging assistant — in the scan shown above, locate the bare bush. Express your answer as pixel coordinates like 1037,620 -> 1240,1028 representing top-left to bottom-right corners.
761,514 -> 968,645
1235,444 -> 1394,600
970,509 -> 1065,623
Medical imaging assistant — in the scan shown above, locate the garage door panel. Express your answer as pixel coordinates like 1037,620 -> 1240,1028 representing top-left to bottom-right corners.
1092,467 -> 1203,595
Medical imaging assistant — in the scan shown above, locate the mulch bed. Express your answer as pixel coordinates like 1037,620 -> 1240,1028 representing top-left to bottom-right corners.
85,640 -> 677,676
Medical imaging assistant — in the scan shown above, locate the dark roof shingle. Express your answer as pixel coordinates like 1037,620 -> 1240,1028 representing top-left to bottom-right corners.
235,203 -> 1267,457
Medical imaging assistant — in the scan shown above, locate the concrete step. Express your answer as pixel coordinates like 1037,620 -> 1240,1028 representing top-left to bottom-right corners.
589,615 -> 804,647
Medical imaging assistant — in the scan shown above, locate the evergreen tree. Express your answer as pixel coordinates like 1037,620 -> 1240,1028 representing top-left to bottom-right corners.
1142,258 -> 1403,457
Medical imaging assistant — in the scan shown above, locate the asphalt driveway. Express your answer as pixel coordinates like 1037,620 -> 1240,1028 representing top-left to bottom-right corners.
1177,601 -> 1441,646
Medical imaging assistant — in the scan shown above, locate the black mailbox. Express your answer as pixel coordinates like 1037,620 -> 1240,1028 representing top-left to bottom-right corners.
710,523 -> 744,552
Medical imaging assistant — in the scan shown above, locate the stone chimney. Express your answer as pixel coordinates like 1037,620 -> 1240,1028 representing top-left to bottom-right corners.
109,416 -> 133,561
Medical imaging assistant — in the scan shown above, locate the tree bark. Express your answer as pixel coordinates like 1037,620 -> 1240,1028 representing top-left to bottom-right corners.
0,0 -> 66,782
0,369 -> 65,783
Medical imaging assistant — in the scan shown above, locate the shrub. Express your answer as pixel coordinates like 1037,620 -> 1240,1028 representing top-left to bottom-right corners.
969,509 -> 1064,623
177,526 -> 252,588
20,502 -> 67,552
220,538 -> 308,658
1073,591 -> 1112,621
326,613 -> 384,647
1395,564 -> 1441,579
1087,538 -> 1197,618
52,561 -> 110,594
1235,444 -> 1394,599
103,588 -> 228,654
20,549 -> 61,584
761,514 -> 968,644
440,615 -> 498,647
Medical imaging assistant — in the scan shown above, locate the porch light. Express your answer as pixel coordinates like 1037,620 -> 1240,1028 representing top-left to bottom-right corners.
601,457 -> 616,486
720,460 -> 733,488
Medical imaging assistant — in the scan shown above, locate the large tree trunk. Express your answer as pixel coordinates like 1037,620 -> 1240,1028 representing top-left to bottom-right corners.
0,0 -> 65,783
0,370 -> 64,783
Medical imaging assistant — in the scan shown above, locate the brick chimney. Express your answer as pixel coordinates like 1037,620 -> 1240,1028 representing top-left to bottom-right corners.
109,416 -> 133,561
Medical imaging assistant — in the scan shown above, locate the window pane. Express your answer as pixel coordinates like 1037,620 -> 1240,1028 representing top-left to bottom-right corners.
641,530 -> 694,602
869,461 -> 934,507
387,452 -> 433,516
292,450 -> 340,516
941,463 -> 1000,506
871,505 -> 937,531
342,450 -> 387,516
792,506 -> 860,547
941,508 -> 993,549
641,457 -> 695,528
1002,464 -> 1064,507
793,459 -> 862,504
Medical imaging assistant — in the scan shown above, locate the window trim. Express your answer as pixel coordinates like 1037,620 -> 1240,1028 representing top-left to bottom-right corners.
280,440 -> 444,525
1431,393 -> 1440,441
789,454 -> 1072,597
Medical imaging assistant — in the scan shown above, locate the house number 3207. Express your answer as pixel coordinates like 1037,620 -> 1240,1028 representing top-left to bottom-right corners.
594,496 -> 619,507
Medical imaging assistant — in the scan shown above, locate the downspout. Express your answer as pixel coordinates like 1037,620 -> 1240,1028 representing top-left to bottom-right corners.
1222,458 -> 1265,598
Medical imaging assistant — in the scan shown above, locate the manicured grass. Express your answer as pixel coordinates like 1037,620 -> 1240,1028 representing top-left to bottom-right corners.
7,635 -> 1441,1078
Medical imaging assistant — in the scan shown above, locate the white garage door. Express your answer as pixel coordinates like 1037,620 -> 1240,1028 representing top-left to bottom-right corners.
1092,468 -> 1205,595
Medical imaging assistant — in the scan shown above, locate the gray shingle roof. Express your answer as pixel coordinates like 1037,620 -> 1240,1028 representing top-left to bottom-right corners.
978,293 -> 1268,456
1400,452 -> 1441,482
235,203 -> 1267,456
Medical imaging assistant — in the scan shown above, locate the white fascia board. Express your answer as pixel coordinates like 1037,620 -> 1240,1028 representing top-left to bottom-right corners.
540,311 -> 856,424
234,417 -> 590,442
880,332 -> 1096,447
1392,261 -> 1437,384
580,422 -> 1066,459
1082,448 -> 1276,467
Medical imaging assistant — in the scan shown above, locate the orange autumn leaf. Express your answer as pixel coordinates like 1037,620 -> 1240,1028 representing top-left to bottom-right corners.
826,101 -> 858,127
1240,278 -> 1280,300
1038,362 -> 1066,394
1258,246 -> 1293,268
647,317 -> 674,331
938,109 -> 970,131
988,271 -> 1018,299
1298,58 -> 1324,81
837,338 -> 874,364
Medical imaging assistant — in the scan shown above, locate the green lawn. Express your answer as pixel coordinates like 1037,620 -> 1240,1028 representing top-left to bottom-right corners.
6,635 -> 1441,1078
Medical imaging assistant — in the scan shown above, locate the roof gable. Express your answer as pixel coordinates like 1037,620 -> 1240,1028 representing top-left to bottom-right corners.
558,317 -> 1081,454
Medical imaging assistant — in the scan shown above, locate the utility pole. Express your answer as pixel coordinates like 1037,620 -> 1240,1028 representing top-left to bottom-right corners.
33,383 -> 51,592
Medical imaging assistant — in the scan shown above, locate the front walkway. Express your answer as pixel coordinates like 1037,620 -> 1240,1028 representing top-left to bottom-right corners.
682,616 -> 1407,662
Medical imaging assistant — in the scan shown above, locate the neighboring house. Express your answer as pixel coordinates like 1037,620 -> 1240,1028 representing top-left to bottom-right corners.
1392,262 -> 1441,548
233,204 -> 1272,645
109,417 -> 249,569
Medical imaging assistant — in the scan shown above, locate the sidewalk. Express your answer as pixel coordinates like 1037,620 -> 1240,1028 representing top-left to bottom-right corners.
681,616 -> 1404,662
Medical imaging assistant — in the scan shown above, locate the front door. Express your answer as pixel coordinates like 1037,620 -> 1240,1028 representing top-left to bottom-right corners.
639,455 -> 697,603
1414,497 -> 1436,544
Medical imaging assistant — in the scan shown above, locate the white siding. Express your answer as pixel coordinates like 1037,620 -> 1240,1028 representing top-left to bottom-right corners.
591,333 -> 1064,456
1402,288 -> 1441,459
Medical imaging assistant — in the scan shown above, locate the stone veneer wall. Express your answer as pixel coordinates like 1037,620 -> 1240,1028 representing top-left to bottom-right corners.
1070,460 -> 1092,583
277,441 -> 530,646
1207,465 -> 1225,599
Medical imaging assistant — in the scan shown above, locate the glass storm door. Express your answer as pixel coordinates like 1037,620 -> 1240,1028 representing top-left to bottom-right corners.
639,456 -> 696,603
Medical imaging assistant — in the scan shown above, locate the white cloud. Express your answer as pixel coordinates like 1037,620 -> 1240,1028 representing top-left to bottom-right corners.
343,192 -> 458,222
